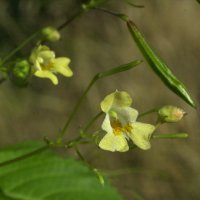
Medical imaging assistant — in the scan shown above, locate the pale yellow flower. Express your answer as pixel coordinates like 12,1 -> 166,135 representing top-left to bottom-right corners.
29,45 -> 73,85
99,91 -> 155,152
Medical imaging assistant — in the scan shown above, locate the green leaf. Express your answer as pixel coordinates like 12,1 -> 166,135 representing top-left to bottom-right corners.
127,20 -> 196,108
0,141 -> 124,200
0,192 -> 18,200
197,0 -> 200,4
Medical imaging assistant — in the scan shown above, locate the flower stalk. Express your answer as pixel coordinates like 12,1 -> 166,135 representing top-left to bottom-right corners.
73,144 -> 104,186
57,61 -> 142,142
0,30 -> 42,66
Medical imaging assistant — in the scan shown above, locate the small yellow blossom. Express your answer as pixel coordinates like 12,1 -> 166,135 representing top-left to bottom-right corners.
29,45 -> 73,85
99,91 -> 155,152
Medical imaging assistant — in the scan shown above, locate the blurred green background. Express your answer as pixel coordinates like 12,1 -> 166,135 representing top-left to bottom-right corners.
0,0 -> 200,199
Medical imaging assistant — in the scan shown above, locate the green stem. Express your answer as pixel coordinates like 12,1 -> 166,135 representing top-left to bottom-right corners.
73,144 -> 104,186
57,0 -> 111,31
0,146 -> 49,168
122,0 -> 144,8
76,141 -> 95,144
138,108 -> 159,118
93,6 -> 123,18
151,133 -> 188,139
92,130 -> 105,137
0,30 -> 42,66
54,136 -> 81,147
73,144 -> 93,169
57,74 -> 101,142
57,61 -> 141,142
155,121 -> 162,129
82,111 -> 104,135
56,111 -> 104,146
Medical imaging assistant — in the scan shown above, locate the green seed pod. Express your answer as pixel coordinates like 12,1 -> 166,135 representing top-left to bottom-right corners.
127,20 -> 196,108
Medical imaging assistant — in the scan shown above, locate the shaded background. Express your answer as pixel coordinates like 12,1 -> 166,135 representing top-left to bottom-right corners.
0,0 -> 200,199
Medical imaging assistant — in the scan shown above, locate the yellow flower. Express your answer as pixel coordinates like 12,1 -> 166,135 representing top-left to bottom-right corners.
29,45 -> 73,85
99,91 -> 155,152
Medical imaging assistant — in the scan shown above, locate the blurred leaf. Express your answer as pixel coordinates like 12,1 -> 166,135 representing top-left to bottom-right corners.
0,141 -> 124,200
127,20 -> 196,108
0,192 -> 18,200
197,0 -> 200,4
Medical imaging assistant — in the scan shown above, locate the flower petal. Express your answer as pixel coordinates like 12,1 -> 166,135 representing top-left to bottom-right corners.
29,45 -> 55,68
40,45 -> 50,52
127,122 -> 155,150
101,91 -> 132,113
99,133 -> 129,152
101,113 -> 113,133
29,47 -> 38,64
39,51 -> 55,66
34,70 -> 58,85
112,106 -> 138,126
51,58 -> 73,77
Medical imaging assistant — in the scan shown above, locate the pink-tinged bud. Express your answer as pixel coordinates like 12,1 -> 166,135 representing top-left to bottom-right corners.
157,105 -> 187,123
42,26 -> 60,41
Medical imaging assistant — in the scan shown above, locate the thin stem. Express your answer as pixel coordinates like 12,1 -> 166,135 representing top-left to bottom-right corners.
0,30 -> 42,66
56,111 -> 104,146
57,0 -> 111,31
151,133 -> 188,139
93,6 -> 123,18
57,74 -> 100,142
0,146 -> 49,168
73,144 -> 94,170
138,108 -> 159,118
122,0 -> 144,8
92,6 -> 130,22
73,144 -> 104,186
76,141 -> 95,144
82,111 -> 104,135
155,121 -> 162,129
57,60 -> 142,142
54,136 -> 82,147
57,9 -> 84,31
92,130 -> 105,137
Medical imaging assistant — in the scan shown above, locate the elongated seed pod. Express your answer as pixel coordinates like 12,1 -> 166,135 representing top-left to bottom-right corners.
127,20 -> 196,108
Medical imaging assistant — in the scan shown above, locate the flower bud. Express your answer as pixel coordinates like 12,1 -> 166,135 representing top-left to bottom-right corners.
42,26 -> 60,41
108,110 -> 118,119
13,60 -> 30,79
157,105 -> 187,123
